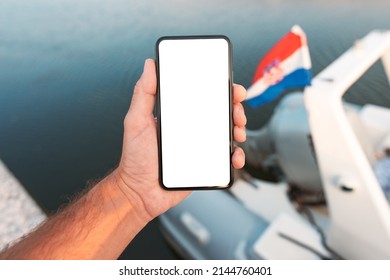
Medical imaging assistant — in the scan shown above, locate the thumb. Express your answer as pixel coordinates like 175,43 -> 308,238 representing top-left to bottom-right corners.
129,58 -> 157,117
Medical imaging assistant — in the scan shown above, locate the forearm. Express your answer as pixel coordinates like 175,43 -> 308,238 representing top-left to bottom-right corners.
0,170 -> 150,260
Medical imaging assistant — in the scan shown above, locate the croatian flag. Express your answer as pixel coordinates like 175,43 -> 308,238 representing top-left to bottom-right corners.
246,25 -> 312,107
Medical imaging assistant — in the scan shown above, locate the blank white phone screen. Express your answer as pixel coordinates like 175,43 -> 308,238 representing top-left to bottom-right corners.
158,37 -> 232,188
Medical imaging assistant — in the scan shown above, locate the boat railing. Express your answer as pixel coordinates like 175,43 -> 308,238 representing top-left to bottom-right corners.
304,30 -> 390,259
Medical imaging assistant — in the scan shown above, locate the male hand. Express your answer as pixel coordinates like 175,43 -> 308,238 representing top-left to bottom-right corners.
114,58 -> 247,222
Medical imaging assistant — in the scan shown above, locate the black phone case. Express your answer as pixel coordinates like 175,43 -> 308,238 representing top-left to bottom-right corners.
155,35 -> 234,190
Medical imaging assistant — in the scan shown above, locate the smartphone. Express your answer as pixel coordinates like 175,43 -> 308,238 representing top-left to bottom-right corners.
156,35 -> 233,190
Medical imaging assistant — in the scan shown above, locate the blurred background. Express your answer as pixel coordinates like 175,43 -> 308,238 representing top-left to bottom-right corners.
0,0 -> 389,259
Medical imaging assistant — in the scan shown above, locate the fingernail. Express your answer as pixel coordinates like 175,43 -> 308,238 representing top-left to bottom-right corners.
144,59 -> 149,70
145,57 -> 154,69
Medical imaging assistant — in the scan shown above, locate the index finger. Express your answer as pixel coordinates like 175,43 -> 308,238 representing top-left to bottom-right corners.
233,84 -> 247,104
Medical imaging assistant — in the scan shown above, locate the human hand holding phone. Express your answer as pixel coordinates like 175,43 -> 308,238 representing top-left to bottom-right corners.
115,57 -> 246,221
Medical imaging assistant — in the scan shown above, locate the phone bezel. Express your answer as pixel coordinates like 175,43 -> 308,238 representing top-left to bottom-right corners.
155,35 -> 234,190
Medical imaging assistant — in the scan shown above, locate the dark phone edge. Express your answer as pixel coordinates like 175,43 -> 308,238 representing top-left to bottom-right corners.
155,35 -> 234,191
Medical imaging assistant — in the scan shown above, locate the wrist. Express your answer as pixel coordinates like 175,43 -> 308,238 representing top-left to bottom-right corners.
106,168 -> 153,224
